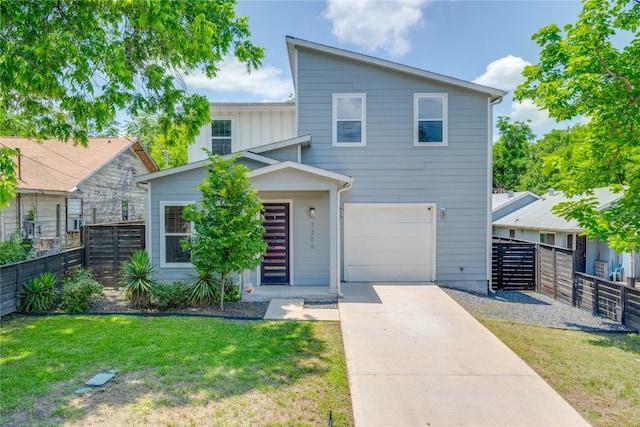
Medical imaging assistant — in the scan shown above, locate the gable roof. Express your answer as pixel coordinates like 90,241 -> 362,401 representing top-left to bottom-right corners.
493,188 -> 623,232
135,134 -> 312,183
286,36 -> 507,102
492,191 -> 540,212
1,136 -> 158,194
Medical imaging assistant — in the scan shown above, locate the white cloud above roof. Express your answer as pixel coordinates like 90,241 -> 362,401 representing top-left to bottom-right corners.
322,0 -> 432,57
473,55 -> 530,91
182,57 -> 293,101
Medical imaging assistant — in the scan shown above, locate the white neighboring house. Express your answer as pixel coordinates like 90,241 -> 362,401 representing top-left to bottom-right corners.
493,188 -> 639,282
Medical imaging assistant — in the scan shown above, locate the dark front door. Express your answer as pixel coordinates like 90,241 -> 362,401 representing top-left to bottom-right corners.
261,203 -> 290,284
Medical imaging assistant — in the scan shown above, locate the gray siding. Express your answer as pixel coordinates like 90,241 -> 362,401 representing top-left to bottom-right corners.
296,48 -> 491,290
149,167 -> 207,282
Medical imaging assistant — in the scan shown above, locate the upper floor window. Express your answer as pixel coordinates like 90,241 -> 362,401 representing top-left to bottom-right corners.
333,93 -> 366,147
160,202 -> 193,267
414,93 -> 447,146
211,119 -> 232,155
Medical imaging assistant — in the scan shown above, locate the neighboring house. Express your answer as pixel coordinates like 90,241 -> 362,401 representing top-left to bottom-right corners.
0,137 -> 157,251
136,36 -> 507,294
492,191 -> 539,221
493,188 -> 639,281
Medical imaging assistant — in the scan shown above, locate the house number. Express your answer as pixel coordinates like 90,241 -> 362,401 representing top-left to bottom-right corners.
310,221 -> 315,249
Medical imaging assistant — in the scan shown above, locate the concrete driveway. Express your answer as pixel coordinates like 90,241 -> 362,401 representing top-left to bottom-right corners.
338,283 -> 590,427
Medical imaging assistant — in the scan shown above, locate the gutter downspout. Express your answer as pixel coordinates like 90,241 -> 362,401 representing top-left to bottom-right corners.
336,179 -> 353,298
488,94 -> 505,294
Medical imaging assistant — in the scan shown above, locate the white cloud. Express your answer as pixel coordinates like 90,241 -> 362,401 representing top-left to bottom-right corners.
182,57 -> 293,101
323,0 -> 432,57
472,55 -> 530,91
509,99 -> 555,135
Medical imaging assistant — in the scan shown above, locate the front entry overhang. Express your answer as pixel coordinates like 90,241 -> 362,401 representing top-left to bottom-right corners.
249,161 -> 353,293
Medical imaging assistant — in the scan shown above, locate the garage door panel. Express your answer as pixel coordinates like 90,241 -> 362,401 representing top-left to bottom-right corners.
348,237 -> 431,253
347,222 -> 431,238
348,265 -> 430,282
344,204 -> 435,282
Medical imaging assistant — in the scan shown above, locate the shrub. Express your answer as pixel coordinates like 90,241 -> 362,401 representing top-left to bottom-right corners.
60,268 -> 103,312
189,271 -> 239,306
119,250 -> 158,308
151,282 -> 189,310
18,272 -> 60,312
0,232 -> 32,265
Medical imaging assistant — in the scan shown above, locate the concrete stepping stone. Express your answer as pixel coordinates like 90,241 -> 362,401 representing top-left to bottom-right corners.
85,372 -> 115,387
74,387 -> 93,395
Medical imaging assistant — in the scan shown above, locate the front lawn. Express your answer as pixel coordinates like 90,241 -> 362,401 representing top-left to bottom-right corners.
481,319 -> 640,427
0,315 -> 352,426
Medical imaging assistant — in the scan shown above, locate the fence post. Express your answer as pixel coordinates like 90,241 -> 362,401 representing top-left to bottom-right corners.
621,285 -> 628,327
552,248 -> 557,299
83,226 -> 90,269
593,279 -> 600,315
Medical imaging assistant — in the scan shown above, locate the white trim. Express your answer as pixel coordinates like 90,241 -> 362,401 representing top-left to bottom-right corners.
414,93 -> 448,146
332,93 -> 366,147
248,160 -> 352,185
210,117 -> 234,154
286,36 -> 506,101
487,97 -> 493,292
159,201 -> 194,268
259,199 -> 294,286
146,181 -> 152,252
249,134 -> 311,154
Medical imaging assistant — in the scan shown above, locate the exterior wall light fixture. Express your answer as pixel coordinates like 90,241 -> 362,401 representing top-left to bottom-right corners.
309,207 -> 316,219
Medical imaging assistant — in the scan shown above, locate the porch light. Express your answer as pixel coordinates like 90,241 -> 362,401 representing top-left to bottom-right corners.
309,207 -> 316,219
440,207 -> 446,218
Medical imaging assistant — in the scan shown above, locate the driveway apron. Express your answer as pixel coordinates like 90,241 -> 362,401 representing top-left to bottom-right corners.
338,283 -> 590,427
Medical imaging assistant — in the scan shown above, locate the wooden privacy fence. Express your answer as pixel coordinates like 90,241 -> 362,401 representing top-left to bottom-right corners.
83,222 -> 145,288
574,273 -> 640,331
537,245 -> 575,305
1,222 -> 145,317
0,248 -> 84,316
492,240 -> 536,290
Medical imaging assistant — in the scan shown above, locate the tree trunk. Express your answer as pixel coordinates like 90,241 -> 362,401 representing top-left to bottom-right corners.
220,272 -> 226,311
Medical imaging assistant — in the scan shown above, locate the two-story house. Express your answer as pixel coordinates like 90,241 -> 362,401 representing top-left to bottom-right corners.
136,37 -> 506,294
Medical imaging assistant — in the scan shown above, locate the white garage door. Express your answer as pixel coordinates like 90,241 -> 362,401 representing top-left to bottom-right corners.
344,204 -> 435,282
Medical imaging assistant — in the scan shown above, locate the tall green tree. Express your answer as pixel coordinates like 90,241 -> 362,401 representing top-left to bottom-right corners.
519,124 -> 593,195
182,152 -> 267,311
0,0 -> 263,206
515,0 -> 640,252
124,115 -> 189,169
492,116 -> 536,192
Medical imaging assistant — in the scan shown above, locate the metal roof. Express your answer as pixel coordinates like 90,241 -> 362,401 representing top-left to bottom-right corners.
493,188 -> 623,232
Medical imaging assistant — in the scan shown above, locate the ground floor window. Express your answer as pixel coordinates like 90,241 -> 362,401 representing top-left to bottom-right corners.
539,232 -> 556,246
160,202 -> 193,266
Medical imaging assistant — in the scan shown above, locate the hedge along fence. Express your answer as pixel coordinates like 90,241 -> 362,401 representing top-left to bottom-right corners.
0,248 -> 84,317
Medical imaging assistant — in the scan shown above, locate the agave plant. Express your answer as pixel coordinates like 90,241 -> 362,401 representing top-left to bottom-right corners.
119,250 -> 158,308
189,270 -> 220,306
18,272 -> 60,312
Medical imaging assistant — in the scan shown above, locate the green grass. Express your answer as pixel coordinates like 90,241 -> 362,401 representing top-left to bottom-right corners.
480,319 -> 640,427
0,315 -> 352,426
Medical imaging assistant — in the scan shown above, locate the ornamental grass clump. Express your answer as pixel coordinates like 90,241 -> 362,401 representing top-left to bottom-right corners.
119,250 -> 158,308
18,272 -> 60,312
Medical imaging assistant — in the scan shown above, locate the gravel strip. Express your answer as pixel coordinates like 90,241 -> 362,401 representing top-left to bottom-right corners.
441,287 -> 635,333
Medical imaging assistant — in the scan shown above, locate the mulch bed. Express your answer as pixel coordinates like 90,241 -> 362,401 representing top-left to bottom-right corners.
89,288 -> 269,319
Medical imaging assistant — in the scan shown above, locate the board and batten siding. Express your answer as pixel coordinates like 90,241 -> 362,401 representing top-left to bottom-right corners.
296,48 -> 492,291
189,108 -> 295,162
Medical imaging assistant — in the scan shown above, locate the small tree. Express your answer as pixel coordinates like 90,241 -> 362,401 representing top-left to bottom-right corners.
182,152 -> 267,310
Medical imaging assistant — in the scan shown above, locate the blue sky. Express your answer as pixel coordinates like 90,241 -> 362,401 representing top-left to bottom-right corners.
182,0 -> 586,138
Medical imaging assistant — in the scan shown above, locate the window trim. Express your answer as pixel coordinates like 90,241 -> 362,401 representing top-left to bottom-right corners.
211,117 -> 234,155
539,232 -> 556,246
414,93 -> 448,147
160,201 -> 194,268
332,93 -> 366,147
